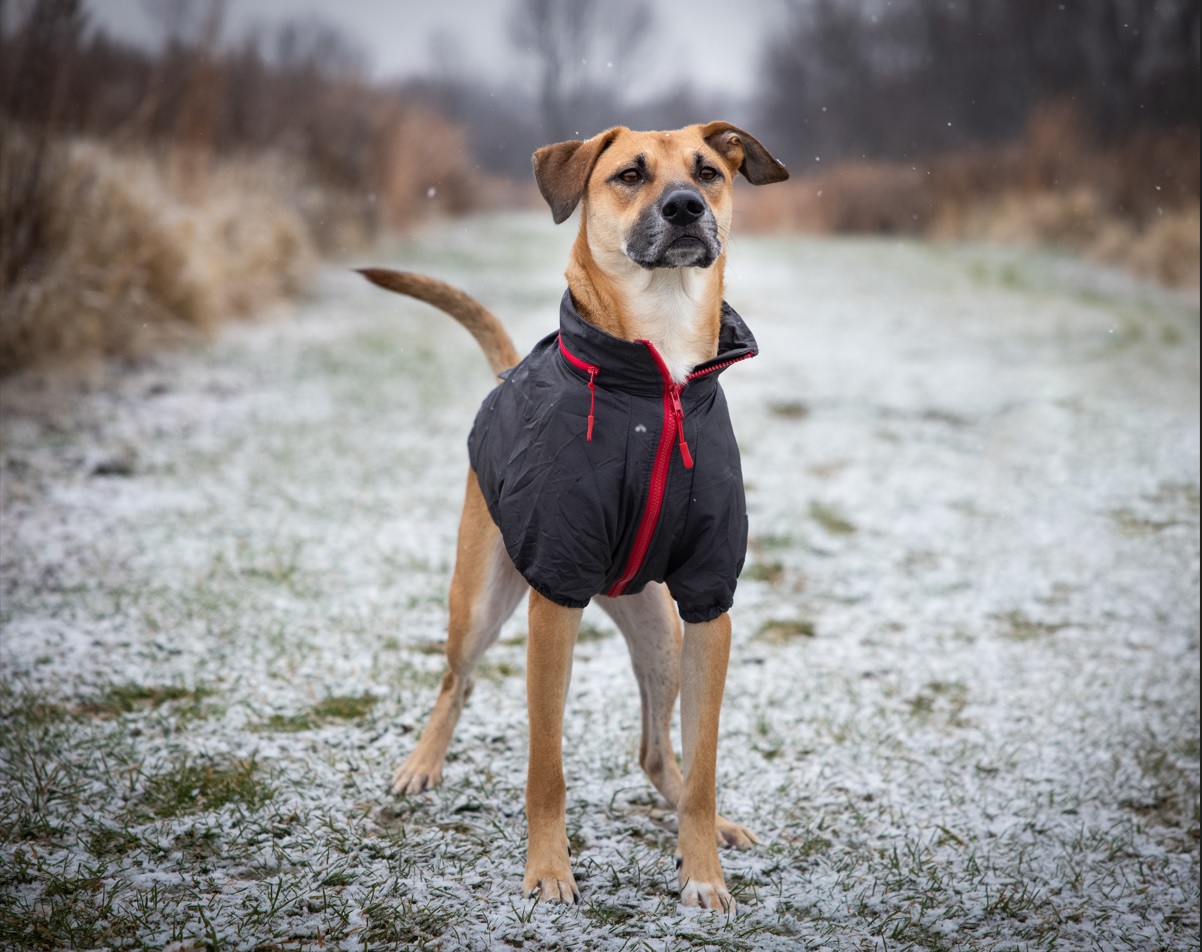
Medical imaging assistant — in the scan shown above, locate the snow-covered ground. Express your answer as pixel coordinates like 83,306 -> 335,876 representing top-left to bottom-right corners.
1,213 -> 1198,950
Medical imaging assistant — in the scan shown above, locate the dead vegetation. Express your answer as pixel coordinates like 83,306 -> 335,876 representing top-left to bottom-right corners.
747,0 -> 1199,287
0,0 -> 495,374
1,1 -> 1196,376
737,103 -> 1200,289
0,134 -> 316,373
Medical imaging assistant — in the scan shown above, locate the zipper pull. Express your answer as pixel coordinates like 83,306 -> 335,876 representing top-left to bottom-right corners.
669,386 -> 694,468
586,367 -> 598,442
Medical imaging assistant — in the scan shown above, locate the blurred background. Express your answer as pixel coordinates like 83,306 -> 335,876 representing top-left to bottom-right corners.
1,0 -> 1198,374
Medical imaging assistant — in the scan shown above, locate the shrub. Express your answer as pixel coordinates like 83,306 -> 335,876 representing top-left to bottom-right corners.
0,133 -> 316,373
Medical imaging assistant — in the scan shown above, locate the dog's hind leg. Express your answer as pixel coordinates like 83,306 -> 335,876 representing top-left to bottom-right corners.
391,470 -> 526,795
595,586 -> 759,851
595,586 -> 682,803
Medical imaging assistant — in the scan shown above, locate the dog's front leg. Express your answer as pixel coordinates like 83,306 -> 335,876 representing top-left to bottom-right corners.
677,612 -> 734,913
522,590 -> 582,903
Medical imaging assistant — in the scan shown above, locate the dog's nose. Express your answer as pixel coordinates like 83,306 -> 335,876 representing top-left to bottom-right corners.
661,189 -> 706,226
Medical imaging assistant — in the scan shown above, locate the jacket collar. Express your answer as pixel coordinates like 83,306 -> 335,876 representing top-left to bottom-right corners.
557,290 -> 757,393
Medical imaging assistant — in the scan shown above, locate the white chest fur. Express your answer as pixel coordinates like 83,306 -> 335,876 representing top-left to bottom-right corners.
614,267 -> 715,384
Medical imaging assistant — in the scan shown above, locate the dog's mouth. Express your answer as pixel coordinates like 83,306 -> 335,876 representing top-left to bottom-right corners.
657,231 -> 718,268
627,226 -> 720,270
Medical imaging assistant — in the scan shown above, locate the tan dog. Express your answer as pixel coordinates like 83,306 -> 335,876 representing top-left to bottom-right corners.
361,122 -> 788,912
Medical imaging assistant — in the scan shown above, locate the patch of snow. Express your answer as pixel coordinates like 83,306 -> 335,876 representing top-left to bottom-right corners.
1,215 -> 1197,949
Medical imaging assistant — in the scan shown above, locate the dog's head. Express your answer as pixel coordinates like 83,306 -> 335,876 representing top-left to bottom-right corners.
533,123 -> 788,271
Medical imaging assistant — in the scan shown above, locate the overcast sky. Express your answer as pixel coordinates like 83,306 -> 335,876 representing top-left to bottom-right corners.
88,0 -> 783,101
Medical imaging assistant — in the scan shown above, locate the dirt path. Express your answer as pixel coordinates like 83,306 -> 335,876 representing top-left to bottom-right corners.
2,214 -> 1198,949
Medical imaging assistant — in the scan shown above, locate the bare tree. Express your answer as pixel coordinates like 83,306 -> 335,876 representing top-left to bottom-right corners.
0,0 -> 86,290
270,15 -> 369,80
508,0 -> 652,142
141,0 -> 221,48
758,0 -> 1201,167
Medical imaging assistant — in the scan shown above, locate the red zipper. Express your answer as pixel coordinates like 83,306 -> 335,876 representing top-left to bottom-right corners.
605,341 -> 754,596
686,351 -> 755,382
668,385 -> 694,468
567,335 -> 754,599
558,335 -> 599,441
607,339 -> 691,597
639,340 -> 697,470
606,386 -> 675,596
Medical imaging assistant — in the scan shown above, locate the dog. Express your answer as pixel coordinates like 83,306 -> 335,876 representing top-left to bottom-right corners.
360,122 -> 788,912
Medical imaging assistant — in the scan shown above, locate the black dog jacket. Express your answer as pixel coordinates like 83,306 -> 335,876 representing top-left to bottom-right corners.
468,291 -> 757,623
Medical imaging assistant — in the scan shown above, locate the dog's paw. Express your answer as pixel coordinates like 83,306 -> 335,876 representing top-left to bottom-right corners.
523,830 -> 578,905
715,814 -> 759,849
679,877 -> 734,914
389,757 -> 441,796
675,847 -> 733,914
522,870 -> 580,905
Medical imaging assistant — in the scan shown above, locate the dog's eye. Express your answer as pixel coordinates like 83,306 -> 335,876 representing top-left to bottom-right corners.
618,168 -> 642,185
698,166 -> 720,182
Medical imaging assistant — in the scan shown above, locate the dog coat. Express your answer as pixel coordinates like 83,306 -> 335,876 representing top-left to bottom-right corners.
468,291 -> 757,623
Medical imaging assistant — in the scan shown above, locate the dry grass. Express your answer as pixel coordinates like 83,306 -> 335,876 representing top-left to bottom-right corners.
952,193 -> 1200,288
0,4 -> 511,375
0,122 -> 520,375
0,134 -> 316,374
1109,205 -> 1201,287
737,101 -> 1200,288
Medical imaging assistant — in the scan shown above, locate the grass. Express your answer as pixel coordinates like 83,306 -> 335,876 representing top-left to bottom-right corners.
0,135 -> 317,375
79,683 -> 213,718
754,618 -> 817,643
766,400 -> 810,420
0,217 -> 1197,950
735,108 -> 1200,290
808,501 -> 857,535
997,610 -> 1069,641
140,756 -> 274,819
743,560 -> 786,584
906,680 -> 970,727
259,694 -> 381,732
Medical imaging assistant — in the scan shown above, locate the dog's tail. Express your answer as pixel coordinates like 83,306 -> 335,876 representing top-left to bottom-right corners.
357,268 -> 520,377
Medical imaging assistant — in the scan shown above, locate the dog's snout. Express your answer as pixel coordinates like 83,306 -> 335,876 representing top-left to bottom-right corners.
661,189 -> 706,226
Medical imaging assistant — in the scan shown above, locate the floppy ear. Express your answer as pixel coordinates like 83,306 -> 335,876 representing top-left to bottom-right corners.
532,127 -> 624,224
700,122 -> 790,185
